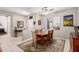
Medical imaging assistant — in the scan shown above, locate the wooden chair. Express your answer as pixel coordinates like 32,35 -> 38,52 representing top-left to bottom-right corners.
36,34 -> 48,46
32,31 -> 46,48
47,29 -> 53,45
35,29 -> 42,33
32,31 -> 37,48
32,30 -> 49,48
39,29 -> 43,32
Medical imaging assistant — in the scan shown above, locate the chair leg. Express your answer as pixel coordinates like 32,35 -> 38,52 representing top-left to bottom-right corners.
46,41 -> 49,46
47,39 -> 53,46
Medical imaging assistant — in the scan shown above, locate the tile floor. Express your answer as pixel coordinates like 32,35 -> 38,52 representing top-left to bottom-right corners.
0,34 -> 70,52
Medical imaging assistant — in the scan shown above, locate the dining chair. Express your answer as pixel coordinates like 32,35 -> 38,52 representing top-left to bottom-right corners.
32,30 -> 48,48
36,34 -> 48,45
32,31 -> 37,48
47,29 -> 53,45
35,29 -> 43,33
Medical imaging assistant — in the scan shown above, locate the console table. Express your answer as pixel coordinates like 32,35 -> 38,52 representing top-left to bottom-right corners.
70,32 -> 79,52
0,28 -> 5,33
14,29 -> 23,37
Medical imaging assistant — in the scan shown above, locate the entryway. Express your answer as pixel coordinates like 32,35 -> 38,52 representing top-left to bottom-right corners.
0,16 -> 11,35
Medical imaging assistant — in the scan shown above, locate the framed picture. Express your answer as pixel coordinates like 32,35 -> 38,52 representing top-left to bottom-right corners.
17,21 -> 24,28
63,15 -> 73,26
38,20 -> 41,25
33,21 -> 36,25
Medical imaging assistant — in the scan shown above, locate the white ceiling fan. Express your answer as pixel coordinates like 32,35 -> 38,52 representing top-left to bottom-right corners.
40,7 -> 54,15
41,7 -> 53,12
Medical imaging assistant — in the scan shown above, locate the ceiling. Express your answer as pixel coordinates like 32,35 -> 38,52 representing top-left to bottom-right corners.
0,7 -> 73,16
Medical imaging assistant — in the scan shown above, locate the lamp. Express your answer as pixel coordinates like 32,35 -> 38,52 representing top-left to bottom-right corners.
49,23 -> 53,30
49,23 -> 52,28
74,26 -> 79,36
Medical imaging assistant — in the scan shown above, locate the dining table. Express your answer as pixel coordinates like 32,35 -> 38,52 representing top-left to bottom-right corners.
35,30 -> 48,45
36,30 -> 48,36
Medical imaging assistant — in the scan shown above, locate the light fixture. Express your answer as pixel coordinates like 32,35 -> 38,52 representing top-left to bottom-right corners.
42,7 -> 53,12
42,7 -> 48,11
41,7 -> 53,15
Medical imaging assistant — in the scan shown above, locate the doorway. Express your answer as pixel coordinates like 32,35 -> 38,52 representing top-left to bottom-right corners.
0,16 -> 11,35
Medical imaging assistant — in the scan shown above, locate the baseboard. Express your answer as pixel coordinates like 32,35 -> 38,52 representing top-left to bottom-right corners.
54,37 -> 69,40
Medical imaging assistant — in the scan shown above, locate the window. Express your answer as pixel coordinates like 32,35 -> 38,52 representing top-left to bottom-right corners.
53,16 -> 60,30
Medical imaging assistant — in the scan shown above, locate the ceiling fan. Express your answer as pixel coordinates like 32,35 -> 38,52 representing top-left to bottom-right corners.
41,7 -> 53,12
40,7 -> 53,15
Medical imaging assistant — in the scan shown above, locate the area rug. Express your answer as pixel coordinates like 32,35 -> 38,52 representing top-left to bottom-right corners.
18,39 -> 65,52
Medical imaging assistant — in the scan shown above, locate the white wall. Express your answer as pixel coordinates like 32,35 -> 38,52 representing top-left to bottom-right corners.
78,8 -> 79,26
0,10 -> 28,36
10,15 -> 28,37
0,8 -> 78,39
27,14 -> 43,30
40,8 -> 78,39
7,16 -> 11,34
28,19 -> 33,29
52,8 -> 78,39
12,15 -> 27,30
